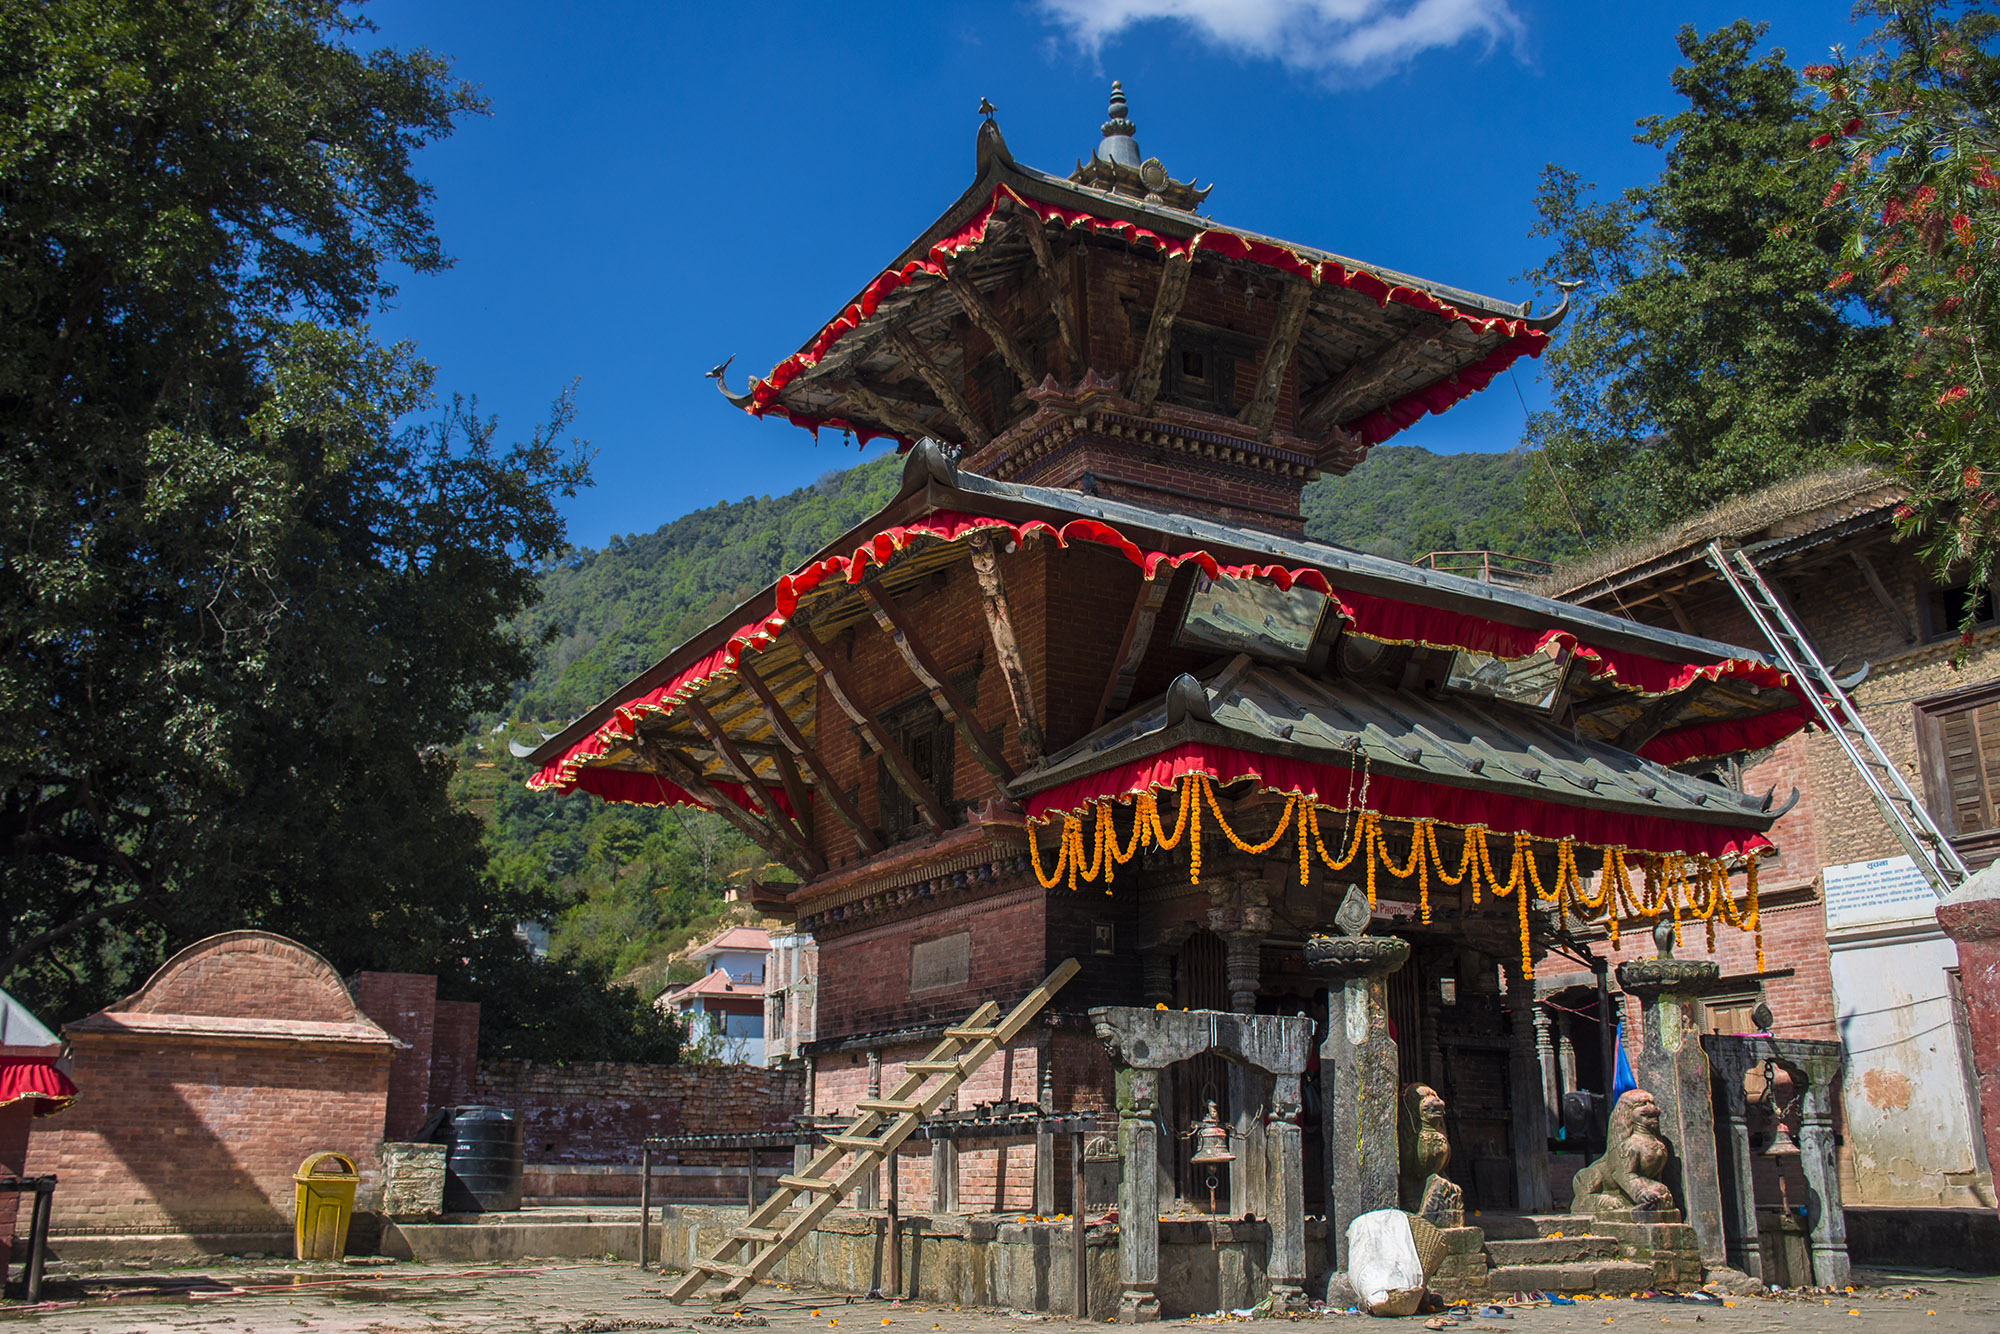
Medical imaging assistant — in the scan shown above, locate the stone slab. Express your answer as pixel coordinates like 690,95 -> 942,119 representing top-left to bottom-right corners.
1482,1235 -> 1621,1266
1483,1259 -> 1658,1295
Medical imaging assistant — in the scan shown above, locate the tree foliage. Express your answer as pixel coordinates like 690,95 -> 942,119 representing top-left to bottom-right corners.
1523,22 -> 1911,545
1802,2 -> 2000,631
0,1 -> 675,1059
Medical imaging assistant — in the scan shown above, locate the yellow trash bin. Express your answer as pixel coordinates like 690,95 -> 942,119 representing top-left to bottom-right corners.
294,1151 -> 360,1261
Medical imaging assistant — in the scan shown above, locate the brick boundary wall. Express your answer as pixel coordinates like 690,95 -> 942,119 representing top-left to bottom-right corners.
476,1060 -> 804,1164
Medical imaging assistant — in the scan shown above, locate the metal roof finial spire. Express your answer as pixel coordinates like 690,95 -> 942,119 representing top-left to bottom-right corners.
1096,79 -> 1141,169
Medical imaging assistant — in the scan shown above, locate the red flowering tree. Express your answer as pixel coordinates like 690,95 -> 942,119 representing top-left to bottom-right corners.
1805,2 -> 2000,634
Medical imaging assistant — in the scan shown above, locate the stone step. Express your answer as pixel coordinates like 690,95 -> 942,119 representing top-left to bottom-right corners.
1475,1213 -> 1598,1241
1482,1234 -> 1622,1266
1483,1260 -> 1659,1296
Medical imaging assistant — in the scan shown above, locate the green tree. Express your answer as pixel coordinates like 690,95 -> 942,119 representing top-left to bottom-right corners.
1523,22 -> 1910,545
1803,3 -> 2000,633
0,1 -> 673,1059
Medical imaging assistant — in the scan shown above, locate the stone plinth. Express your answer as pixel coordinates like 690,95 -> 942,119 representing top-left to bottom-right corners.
1937,864 -> 2000,1216
380,1141 -> 447,1219
1616,954 -> 1725,1270
1304,933 -> 1409,1270
1424,1225 -> 1490,1303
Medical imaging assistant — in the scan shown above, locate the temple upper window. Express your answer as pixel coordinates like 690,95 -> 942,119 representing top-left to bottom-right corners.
1175,572 -> 1329,664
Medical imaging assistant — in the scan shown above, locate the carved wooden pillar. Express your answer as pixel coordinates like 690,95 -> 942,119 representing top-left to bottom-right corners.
1507,968 -> 1554,1212
1139,949 -> 1172,1007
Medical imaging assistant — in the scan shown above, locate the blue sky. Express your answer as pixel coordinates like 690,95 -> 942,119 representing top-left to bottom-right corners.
362,1 -> 1869,551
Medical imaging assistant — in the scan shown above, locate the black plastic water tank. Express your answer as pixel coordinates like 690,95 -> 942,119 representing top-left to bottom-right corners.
431,1105 -> 524,1212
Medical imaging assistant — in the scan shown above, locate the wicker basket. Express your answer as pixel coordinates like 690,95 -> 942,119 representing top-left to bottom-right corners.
1406,1212 -> 1447,1278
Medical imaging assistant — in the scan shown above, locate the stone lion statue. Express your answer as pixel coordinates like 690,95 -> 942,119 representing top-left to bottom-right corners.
1397,1082 -> 1464,1225
1571,1089 -> 1677,1216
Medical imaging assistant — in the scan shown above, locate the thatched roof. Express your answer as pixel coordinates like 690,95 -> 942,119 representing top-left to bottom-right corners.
1533,464 -> 1902,601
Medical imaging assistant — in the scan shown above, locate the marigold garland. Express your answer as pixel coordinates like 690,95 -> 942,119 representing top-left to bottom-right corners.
1026,771 -> 1771,981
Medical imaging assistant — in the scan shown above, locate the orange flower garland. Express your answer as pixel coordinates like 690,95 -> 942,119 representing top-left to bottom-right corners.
1027,772 -> 1771,979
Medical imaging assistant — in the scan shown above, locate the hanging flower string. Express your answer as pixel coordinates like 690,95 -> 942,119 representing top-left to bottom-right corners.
1027,772 -> 1767,979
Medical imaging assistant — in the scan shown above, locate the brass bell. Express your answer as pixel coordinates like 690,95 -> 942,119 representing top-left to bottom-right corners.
1189,1099 -> 1237,1167
1763,1124 -> 1802,1159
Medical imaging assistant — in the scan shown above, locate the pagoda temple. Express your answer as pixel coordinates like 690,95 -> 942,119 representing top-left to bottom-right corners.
529,88 -> 1825,1314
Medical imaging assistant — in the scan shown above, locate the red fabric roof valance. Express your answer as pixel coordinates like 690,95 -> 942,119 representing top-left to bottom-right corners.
0,1058 -> 76,1118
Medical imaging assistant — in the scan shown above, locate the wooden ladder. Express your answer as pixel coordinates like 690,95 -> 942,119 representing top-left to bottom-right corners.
664,958 -> 1081,1305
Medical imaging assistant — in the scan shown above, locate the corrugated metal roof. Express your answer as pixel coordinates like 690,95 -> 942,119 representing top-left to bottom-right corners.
1014,655 -> 1778,830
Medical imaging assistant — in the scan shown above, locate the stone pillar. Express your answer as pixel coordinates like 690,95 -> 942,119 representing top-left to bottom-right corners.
1305,933 -> 1410,1270
1139,949 -> 1172,1007
1115,1065 -> 1162,1323
1264,1071 -> 1306,1313
1535,1003 -> 1560,1131
1508,968 -> 1554,1212
1701,1036 -> 1767,1281
859,1049 -> 882,1209
1791,1046 -> 1850,1288
1937,864 -> 2000,1212
1618,935 -> 1726,1268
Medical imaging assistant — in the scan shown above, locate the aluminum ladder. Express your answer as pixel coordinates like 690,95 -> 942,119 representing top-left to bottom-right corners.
1706,541 -> 1966,896
664,957 -> 1082,1305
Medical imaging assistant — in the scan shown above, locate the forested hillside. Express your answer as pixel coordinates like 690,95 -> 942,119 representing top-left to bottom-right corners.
1300,445 -> 1580,563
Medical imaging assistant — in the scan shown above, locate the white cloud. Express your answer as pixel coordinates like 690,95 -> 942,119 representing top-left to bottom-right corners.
1035,0 -> 1525,83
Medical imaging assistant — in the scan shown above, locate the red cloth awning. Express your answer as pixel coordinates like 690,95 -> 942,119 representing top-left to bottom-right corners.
1020,741 -> 1773,863
0,1058 -> 76,1117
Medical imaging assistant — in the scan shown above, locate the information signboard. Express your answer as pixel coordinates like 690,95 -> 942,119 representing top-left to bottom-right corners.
1822,855 -> 1939,932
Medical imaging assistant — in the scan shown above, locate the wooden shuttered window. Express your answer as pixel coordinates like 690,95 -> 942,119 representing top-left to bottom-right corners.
1939,701 -> 2000,834
1917,683 -> 2000,867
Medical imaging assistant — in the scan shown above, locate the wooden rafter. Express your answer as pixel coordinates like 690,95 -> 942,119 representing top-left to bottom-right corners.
1129,253 -> 1192,412
945,266 -> 1038,392
772,749 -> 814,846
1656,589 -> 1698,636
860,578 -> 1014,782
633,735 -> 814,879
1300,318 -> 1451,432
843,381 -> 942,443
1095,576 -> 1173,729
968,532 -> 1045,762
681,696 -> 822,871
1850,549 -> 1918,643
793,621 -> 950,833
1015,208 -> 1081,367
888,328 -> 989,446
1240,279 -> 1315,441
1614,685 -> 1701,753
735,657 -> 884,855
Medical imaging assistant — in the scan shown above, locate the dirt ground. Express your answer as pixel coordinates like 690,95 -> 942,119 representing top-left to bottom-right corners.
2,1261 -> 1994,1333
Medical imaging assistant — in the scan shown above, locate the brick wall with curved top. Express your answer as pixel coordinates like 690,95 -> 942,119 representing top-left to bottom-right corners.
25,931 -> 394,1247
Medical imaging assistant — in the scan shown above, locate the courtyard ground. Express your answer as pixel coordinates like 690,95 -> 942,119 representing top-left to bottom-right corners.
2,1261 -> 1996,1333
